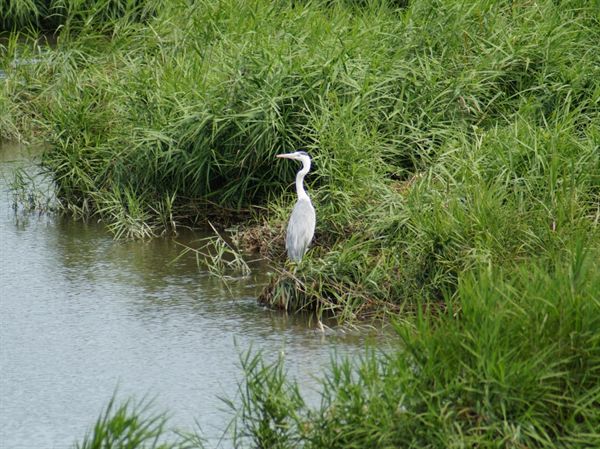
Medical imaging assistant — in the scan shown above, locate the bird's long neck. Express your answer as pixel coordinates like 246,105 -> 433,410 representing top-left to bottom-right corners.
295,158 -> 311,201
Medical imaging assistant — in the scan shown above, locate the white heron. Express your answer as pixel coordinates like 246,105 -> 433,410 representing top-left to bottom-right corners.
276,151 -> 316,262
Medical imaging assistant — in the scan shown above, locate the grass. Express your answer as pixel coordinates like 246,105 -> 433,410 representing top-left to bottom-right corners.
75,396 -> 182,449
1,0 -> 599,447
77,250 -> 600,447
7,165 -> 56,212
308,251 -> 600,448
174,222 -> 252,279
0,0 -> 158,32
3,0 -> 598,312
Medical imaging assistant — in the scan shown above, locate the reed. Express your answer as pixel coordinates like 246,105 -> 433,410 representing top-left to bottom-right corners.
76,398 -> 189,449
0,0 -> 158,32
7,165 -> 56,212
174,222 -> 252,279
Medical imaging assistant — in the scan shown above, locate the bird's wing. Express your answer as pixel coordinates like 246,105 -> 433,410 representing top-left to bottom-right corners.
286,198 -> 316,261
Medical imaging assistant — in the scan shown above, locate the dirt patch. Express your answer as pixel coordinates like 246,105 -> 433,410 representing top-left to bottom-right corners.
232,218 -> 286,259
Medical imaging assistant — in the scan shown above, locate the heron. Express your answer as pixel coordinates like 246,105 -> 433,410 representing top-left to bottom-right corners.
276,151 -> 316,262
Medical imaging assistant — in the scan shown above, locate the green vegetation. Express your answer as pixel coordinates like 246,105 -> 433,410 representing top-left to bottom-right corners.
175,222 -> 252,279
0,0 -> 158,32
75,397 -> 180,449
2,0 -> 599,447
234,254 -> 600,447
79,259 -> 600,448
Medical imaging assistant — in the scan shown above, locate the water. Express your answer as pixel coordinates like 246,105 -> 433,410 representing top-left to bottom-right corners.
1,34 -> 56,81
0,142 -> 374,448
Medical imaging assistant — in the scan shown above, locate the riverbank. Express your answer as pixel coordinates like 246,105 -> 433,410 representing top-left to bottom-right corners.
2,0 -> 599,447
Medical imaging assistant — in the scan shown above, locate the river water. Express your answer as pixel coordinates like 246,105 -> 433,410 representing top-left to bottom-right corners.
0,142 -> 372,448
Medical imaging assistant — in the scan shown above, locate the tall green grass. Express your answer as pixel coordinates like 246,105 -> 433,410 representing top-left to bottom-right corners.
77,250 -> 599,447
237,253 -> 600,448
75,397 -> 176,449
275,109 -> 599,315
0,0 -> 158,32
2,0 -> 599,311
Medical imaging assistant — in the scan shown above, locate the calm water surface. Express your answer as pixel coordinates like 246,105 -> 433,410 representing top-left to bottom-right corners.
0,142 -> 375,448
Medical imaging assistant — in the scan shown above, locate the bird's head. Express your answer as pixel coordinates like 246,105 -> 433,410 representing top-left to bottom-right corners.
276,151 -> 311,164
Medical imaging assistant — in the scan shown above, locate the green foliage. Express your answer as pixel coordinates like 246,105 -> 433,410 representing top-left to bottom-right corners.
2,0 -> 599,311
0,0 -> 159,32
75,397 -> 178,449
265,108 -> 598,314
236,250 -> 600,448
228,351 -> 307,449
175,222 -> 251,279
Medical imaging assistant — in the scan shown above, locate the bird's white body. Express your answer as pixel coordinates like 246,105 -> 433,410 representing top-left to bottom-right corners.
286,197 -> 315,261
276,151 -> 316,262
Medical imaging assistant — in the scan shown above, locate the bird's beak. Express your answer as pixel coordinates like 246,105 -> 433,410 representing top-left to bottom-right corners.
276,153 -> 293,159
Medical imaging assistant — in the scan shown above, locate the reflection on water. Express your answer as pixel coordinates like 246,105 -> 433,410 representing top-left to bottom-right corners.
0,142 -> 380,448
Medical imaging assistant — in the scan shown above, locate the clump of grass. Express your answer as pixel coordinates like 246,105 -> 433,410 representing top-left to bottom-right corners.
93,185 -> 156,239
225,350 -> 307,449
75,396 -> 179,449
0,0 -> 159,32
7,165 -> 56,212
175,222 -> 251,279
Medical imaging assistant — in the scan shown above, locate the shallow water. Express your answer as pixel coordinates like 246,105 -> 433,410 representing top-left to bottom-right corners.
0,142 -> 374,448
